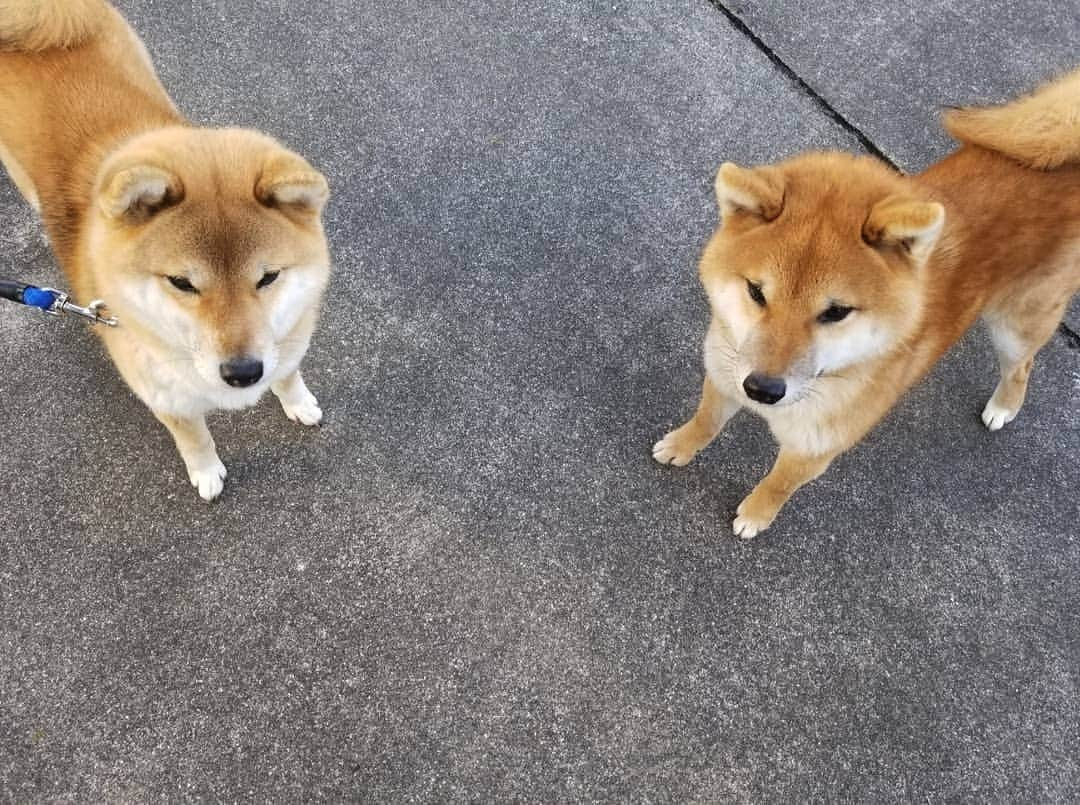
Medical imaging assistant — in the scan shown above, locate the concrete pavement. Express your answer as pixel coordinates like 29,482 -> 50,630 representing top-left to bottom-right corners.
1,0 -> 1077,799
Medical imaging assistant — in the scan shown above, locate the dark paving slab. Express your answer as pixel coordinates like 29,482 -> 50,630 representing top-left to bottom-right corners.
1,0 -> 1078,801
727,0 -> 1080,332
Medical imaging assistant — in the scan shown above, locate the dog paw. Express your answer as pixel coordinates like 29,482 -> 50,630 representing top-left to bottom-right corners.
981,399 -> 1017,432
281,392 -> 323,427
652,430 -> 699,467
188,458 -> 227,501
732,496 -> 775,540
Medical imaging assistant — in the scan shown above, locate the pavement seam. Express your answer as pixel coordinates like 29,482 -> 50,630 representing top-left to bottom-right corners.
705,1 -> 1080,354
703,0 -> 898,169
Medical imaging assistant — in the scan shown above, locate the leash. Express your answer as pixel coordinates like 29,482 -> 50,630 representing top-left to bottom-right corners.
0,279 -> 118,327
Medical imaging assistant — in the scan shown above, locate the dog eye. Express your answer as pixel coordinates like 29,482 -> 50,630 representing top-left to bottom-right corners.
257,270 -> 280,289
167,276 -> 198,294
746,279 -> 766,307
818,304 -> 854,323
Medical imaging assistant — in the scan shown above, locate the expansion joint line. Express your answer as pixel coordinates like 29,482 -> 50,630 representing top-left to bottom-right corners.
704,0 -> 1080,352
704,0 -> 897,169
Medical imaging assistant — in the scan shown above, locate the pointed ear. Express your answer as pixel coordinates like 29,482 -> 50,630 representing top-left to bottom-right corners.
98,165 -> 184,222
863,196 -> 945,262
255,151 -> 329,216
714,162 -> 785,221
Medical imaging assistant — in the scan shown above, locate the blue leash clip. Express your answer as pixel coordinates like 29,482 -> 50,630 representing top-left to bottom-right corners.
1,279 -> 118,327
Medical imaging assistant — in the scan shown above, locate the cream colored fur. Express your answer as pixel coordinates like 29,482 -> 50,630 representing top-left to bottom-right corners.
0,0 -> 105,50
0,1 -> 331,501
944,68 -> 1080,170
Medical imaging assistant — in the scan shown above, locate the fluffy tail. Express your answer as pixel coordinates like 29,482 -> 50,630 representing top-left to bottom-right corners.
943,68 -> 1080,170
0,0 -> 105,51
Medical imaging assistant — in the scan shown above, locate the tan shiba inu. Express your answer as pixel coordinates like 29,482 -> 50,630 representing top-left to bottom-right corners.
0,0 -> 331,500
655,69 -> 1080,538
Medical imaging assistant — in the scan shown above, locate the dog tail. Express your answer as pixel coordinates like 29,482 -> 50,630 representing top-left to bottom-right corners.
943,68 -> 1080,170
0,0 -> 106,52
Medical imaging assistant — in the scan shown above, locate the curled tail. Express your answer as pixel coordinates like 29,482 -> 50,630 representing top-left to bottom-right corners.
0,0 -> 106,51
944,67 -> 1080,170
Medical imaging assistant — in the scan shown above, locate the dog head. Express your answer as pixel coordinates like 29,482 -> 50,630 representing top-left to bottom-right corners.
699,152 -> 945,408
88,127 -> 330,392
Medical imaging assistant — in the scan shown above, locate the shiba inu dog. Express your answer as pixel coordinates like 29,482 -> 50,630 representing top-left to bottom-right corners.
655,69 -> 1080,538
0,0 -> 331,500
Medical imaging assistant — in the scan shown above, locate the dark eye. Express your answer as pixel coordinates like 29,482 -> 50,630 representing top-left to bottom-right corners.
167,276 -> 198,294
818,304 -> 854,324
257,270 -> 280,289
746,279 -> 766,307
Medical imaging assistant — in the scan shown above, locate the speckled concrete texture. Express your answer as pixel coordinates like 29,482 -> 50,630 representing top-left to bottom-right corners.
726,0 -> 1078,170
1,1 -> 1077,800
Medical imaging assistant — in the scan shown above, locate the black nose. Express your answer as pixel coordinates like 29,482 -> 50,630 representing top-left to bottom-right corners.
220,358 -> 264,388
743,372 -> 786,404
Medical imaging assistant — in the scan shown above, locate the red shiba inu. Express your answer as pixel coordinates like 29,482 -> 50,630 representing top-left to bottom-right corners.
655,69 -> 1080,538
0,0 -> 331,500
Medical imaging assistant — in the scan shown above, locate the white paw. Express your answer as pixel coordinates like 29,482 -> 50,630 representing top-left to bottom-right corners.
652,434 -> 696,467
981,399 -> 1017,431
732,498 -> 773,540
732,514 -> 768,540
188,457 -> 227,501
281,393 -> 323,427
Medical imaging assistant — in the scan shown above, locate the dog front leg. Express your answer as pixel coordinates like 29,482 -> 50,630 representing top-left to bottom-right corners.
732,448 -> 836,539
271,370 -> 323,426
153,411 -> 227,501
653,376 -> 740,466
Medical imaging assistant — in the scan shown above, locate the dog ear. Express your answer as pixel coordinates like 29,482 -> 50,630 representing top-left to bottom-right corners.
255,151 -> 329,217
98,165 -> 184,222
714,162 -> 785,221
863,196 -> 945,262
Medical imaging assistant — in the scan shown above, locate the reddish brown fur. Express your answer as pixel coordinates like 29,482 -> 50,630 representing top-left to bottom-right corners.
655,70 -> 1080,538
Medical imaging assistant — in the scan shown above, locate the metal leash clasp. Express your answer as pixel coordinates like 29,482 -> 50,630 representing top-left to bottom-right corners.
41,288 -> 119,327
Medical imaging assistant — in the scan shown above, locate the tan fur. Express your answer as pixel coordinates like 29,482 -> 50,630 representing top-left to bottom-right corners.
0,1 -> 331,500
0,0 -> 105,51
656,74 -> 1080,538
944,68 -> 1080,169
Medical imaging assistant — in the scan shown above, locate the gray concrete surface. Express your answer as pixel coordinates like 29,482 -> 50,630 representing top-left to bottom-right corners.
1,0 -> 1077,800
729,0 -> 1079,170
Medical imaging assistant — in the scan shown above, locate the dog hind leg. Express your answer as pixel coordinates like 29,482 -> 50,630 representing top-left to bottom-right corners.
981,297 -> 1072,431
